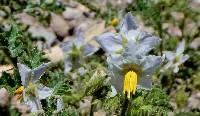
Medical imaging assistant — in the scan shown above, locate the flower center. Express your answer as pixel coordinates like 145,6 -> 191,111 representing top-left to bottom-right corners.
123,71 -> 138,98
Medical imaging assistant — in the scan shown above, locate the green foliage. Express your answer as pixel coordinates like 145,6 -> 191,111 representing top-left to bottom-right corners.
85,75 -> 106,96
192,72 -> 200,90
0,24 -> 48,95
127,87 -> 172,116
2,24 -> 47,68
25,0 -> 64,26
175,111 -> 200,116
26,0 -> 64,13
103,95 -> 122,114
175,86 -> 189,108
0,71 -> 21,95
0,0 -> 25,11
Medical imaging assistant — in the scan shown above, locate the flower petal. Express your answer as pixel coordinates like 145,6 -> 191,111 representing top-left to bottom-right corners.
107,55 -> 123,70
173,63 -> 180,73
110,70 -> 124,93
120,12 -> 138,33
78,67 -> 86,76
139,32 -> 160,52
137,75 -> 152,90
74,30 -> 85,48
83,44 -> 98,56
96,32 -> 123,56
17,63 -> 32,87
138,55 -> 163,89
37,84 -> 53,100
63,56 -> 72,74
163,51 -> 175,61
142,55 -> 163,74
176,40 -> 185,55
107,56 -> 124,92
180,54 -> 189,63
125,29 -> 140,42
23,93 -> 42,112
123,41 -> 146,62
163,61 -> 173,70
32,63 -> 50,83
59,41 -> 73,53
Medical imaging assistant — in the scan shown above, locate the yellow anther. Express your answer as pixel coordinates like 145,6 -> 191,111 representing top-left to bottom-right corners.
14,86 -> 24,94
111,18 -> 119,26
123,71 -> 137,98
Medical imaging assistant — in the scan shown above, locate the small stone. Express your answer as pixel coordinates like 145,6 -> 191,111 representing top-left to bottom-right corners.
93,110 -> 106,116
0,88 -> 9,107
163,23 -> 182,37
15,13 -> 39,26
28,25 -> 56,46
79,96 -> 93,115
0,10 -> 6,17
184,19 -> 198,37
50,13 -> 70,37
170,12 -> 184,21
0,65 -> 14,77
2,22 -> 11,32
62,7 -> 82,20
44,45 -> 64,63
187,92 -> 200,110
190,37 -> 200,49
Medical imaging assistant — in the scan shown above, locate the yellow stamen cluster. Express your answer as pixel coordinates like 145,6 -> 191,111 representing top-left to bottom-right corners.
123,71 -> 138,98
14,86 -> 24,94
14,86 -> 24,100
111,18 -> 119,26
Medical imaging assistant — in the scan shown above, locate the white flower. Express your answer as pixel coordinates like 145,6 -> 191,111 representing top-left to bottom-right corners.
96,12 -> 163,98
17,63 -> 53,112
60,30 -> 98,74
96,12 -> 160,57
107,46 -> 163,98
163,40 -> 189,73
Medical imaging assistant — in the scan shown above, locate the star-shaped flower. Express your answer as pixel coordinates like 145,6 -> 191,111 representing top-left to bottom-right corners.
96,12 -> 163,98
163,40 -> 189,73
96,12 -> 160,57
60,31 -> 99,74
17,63 -> 53,112
107,41 -> 163,98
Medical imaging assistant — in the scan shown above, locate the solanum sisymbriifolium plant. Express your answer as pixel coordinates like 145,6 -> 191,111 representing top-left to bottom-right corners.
59,30 -> 99,75
96,12 -> 164,98
16,63 -> 53,112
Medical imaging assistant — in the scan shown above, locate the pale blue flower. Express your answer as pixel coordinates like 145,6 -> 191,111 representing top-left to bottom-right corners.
163,40 -> 189,73
60,31 -> 99,74
17,63 -> 53,112
96,12 -> 163,98
96,12 -> 160,57
107,41 -> 163,98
